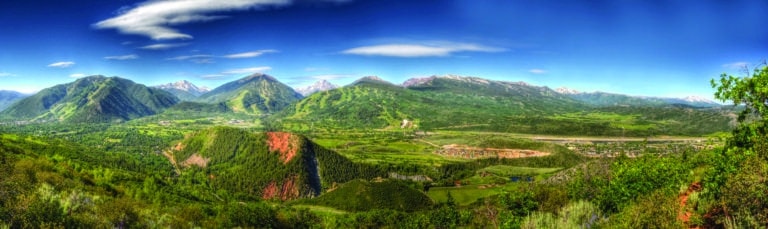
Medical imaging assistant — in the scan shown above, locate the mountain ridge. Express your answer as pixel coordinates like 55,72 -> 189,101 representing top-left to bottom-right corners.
154,80 -> 210,101
0,90 -> 29,112
198,73 -> 303,114
1,75 -> 179,122
555,87 -> 720,107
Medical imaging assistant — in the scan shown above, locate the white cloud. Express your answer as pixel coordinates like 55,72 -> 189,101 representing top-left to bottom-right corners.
222,66 -> 272,74
94,0 -> 291,40
200,74 -> 228,79
69,73 -> 88,78
105,54 -> 139,60
47,61 -> 75,68
0,72 -> 15,77
528,69 -> 547,74
141,43 -> 189,50
166,54 -> 214,61
342,42 -> 505,57
223,50 -> 278,58
722,62 -> 749,69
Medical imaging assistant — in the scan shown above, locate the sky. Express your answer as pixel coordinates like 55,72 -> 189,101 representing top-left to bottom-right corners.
0,0 -> 766,100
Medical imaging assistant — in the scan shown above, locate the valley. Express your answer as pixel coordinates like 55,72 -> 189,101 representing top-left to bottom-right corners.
0,72 -> 755,228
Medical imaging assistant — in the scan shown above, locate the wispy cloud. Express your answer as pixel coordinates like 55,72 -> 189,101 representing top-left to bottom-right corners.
199,66 -> 272,80
105,54 -> 139,60
166,54 -> 214,61
94,0 -> 291,40
342,42 -> 505,57
168,50 -> 274,64
222,66 -> 272,74
200,74 -> 228,79
722,62 -> 749,69
47,61 -> 75,68
223,50 -> 278,58
0,72 -> 16,77
69,73 -> 88,78
141,43 -> 189,50
528,69 -> 547,74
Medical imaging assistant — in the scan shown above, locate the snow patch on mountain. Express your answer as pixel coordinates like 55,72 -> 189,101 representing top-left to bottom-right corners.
155,80 -> 210,96
295,80 -> 339,96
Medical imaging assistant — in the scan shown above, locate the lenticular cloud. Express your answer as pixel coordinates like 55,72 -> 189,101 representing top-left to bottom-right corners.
94,0 -> 291,40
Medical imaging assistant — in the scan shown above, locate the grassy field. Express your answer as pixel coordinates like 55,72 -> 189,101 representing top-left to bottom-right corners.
428,165 -> 562,205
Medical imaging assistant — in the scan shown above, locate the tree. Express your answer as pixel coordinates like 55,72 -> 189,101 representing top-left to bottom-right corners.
711,63 -> 768,152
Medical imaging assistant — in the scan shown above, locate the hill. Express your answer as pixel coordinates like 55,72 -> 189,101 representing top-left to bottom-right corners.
274,75 -> 585,131
198,74 -> 302,114
301,179 -> 433,212
0,75 -> 179,122
154,80 -> 210,101
166,127 -> 387,201
556,87 -> 721,107
273,75 -> 733,136
0,90 -> 28,111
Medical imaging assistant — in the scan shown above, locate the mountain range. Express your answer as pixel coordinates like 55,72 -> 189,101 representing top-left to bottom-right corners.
0,90 -> 28,112
555,87 -> 720,107
154,80 -> 210,101
0,73 -> 729,135
0,75 -> 179,122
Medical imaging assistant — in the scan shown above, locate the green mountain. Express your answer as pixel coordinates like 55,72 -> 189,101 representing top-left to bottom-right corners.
275,75 -> 585,131
556,87 -> 721,107
0,90 -> 28,111
198,74 -> 302,114
273,75 -> 733,136
0,75 -> 179,122
168,127 -> 386,201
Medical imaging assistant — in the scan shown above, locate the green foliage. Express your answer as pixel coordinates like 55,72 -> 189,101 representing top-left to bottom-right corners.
719,156 -> 768,225
520,200 -> 601,229
302,179 -> 433,212
603,190 -> 683,228
599,155 -> 689,213
712,65 -> 768,153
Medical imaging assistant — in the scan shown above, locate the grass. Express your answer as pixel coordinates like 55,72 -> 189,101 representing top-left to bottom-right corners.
428,165 -> 562,206
478,165 -> 562,177
291,204 -> 348,215
428,183 -> 520,206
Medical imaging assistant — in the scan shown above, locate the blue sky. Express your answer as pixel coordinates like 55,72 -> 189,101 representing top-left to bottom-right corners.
0,0 -> 766,99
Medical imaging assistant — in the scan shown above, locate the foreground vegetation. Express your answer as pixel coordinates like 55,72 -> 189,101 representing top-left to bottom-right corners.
0,66 -> 766,228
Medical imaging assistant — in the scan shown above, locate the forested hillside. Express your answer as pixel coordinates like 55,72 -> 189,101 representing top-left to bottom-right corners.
197,74 -> 302,114
274,75 -> 734,136
0,76 -> 179,123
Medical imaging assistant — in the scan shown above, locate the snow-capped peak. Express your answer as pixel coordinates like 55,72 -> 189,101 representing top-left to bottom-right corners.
295,80 -> 339,96
154,80 -> 210,96
555,87 -> 581,94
